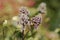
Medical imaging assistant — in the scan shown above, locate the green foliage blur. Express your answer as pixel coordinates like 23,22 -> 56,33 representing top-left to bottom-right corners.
0,0 -> 60,40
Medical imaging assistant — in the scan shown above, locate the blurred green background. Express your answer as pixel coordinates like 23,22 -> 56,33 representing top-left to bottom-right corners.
0,0 -> 60,40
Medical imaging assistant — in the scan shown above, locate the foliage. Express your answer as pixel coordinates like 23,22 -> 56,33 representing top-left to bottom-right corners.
0,0 -> 60,40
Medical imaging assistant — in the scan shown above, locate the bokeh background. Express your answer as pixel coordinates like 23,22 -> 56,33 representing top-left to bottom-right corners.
0,0 -> 60,40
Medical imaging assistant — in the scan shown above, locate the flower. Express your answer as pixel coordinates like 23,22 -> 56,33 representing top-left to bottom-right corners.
19,6 -> 30,16
3,20 -> 7,24
18,13 -> 30,26
12,16 -> 19,26
37,2 -> 47,14
18,7 -> 30,31
31,14 -> 42,29
3,20 -> 8,26
12,16 -> 18,21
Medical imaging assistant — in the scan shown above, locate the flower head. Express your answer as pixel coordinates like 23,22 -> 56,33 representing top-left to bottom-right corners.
37,2 -> 47,14
3,20 -> 8,26
19,6 -> 30,16
18,7 -> 31,31
31,14 -> 42,29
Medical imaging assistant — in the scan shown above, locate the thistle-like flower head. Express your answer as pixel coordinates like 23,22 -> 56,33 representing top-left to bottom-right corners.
31,14 -> 42,29
37,2 -> 47,14
18,6 -> 31,31
19,6 -> 30,16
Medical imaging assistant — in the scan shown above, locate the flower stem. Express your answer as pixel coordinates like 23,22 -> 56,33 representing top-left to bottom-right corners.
22,29 -> 24,40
